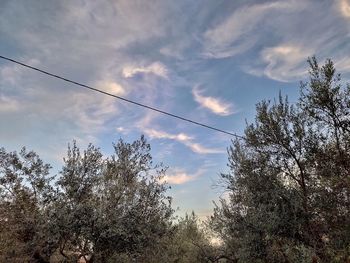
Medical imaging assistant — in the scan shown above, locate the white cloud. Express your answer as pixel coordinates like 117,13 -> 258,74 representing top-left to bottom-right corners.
122,62 -> 168,78
202,1 -> 302,58
96,81 -> 126,96
339,0 -> 350,17
1,64 -> 23,86
0,62 -> 122,152
116,126 -> 127,134
201,0 -> 350,83
192,87 -> 233,116
0,58 -> 40,86
144,128 -> 193,142
246,44 -> 312,82
162,172 -> 193,184
144,128 -> 224,154
0,1 -> 170,57
185,142 -> 222,154
162,168 -> 205,185
237,1 -> 350,82
160,168 -> 203,185
0,95 -> 21,112
67,91 -> 118,133
160,41 -> 188,59
335,57 -> 350,72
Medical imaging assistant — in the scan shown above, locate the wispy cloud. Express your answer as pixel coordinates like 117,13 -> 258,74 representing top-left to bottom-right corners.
122,62 -> 168,79
160,168 -> 203,185
116,126 -> 128,134
201,0 -> 350,82
192,86 -> 233,116
214,0 -> 350,82
186,142 -> 224,155
66,91 -> 118,134
339,0 -> 350,17
245,44 -> 312,82
96,80 -> 126,96
144,128 -> 224,154
202,1 -> 302,58
0,95 -> 21,112
0,60 -> 123,154
144,128 -> 193,142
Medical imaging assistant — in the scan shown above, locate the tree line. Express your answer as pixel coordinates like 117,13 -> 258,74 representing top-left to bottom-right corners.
0,58 -> 349,262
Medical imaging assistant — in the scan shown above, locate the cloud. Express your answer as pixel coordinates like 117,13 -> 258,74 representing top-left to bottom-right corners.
339,0 -> 350,17
186,142 -> 224,154
144,128 -> 224,154
116,127 -> 128,134
1,64 -> 25,86
0,0 -> 176,159
0,58 -> 41,87
161,168 -> 205,185
144,128 -> 192,141
160,168 -> 203,185
162,172 -> 193,184
159,41 -> 189,59
223,1 -> 350,82
122,62 -> 168,78
201,0 -> 350,82
0,95 -> 21,112
192,87 -> 233,116
96,81 -> 126,96
202,1 -> 301,58
0,1 -> 171,56
0,60 -> 122,157
335,57 -> 350,72
245,44 -> 312,82
66,91 -> 118,134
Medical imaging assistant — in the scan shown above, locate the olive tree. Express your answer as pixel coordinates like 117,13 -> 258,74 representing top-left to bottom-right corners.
211,58 -> 350,263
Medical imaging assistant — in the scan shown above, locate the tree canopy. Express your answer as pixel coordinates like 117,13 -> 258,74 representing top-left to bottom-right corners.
211,57 -> 350,263
0,137 -> 176,262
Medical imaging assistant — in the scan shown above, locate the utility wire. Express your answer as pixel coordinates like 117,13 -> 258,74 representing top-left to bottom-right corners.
0,55 -> 245,139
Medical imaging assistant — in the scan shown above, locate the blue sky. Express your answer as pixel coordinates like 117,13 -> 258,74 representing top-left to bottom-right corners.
1,0 -> 350,219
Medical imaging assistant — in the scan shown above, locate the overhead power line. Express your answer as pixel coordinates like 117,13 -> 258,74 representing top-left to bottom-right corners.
0,55 -> 245,139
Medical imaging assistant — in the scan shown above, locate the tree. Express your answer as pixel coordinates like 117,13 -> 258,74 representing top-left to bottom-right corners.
211,58 -> 350,263
52,135 -> 174,262
0,147 -> 56,262
0,136 -> 175,262
144,212 -> 226,263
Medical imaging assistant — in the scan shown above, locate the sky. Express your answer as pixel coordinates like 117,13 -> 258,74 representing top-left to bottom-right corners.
1,0 -> 350,219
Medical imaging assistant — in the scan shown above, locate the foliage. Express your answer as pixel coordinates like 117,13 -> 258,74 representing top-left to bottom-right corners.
53,135 -> 174,262
0,136 -> 174,262
0,147 -> 55,262
210,57 -> 350,263
143,212 -> 221,263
